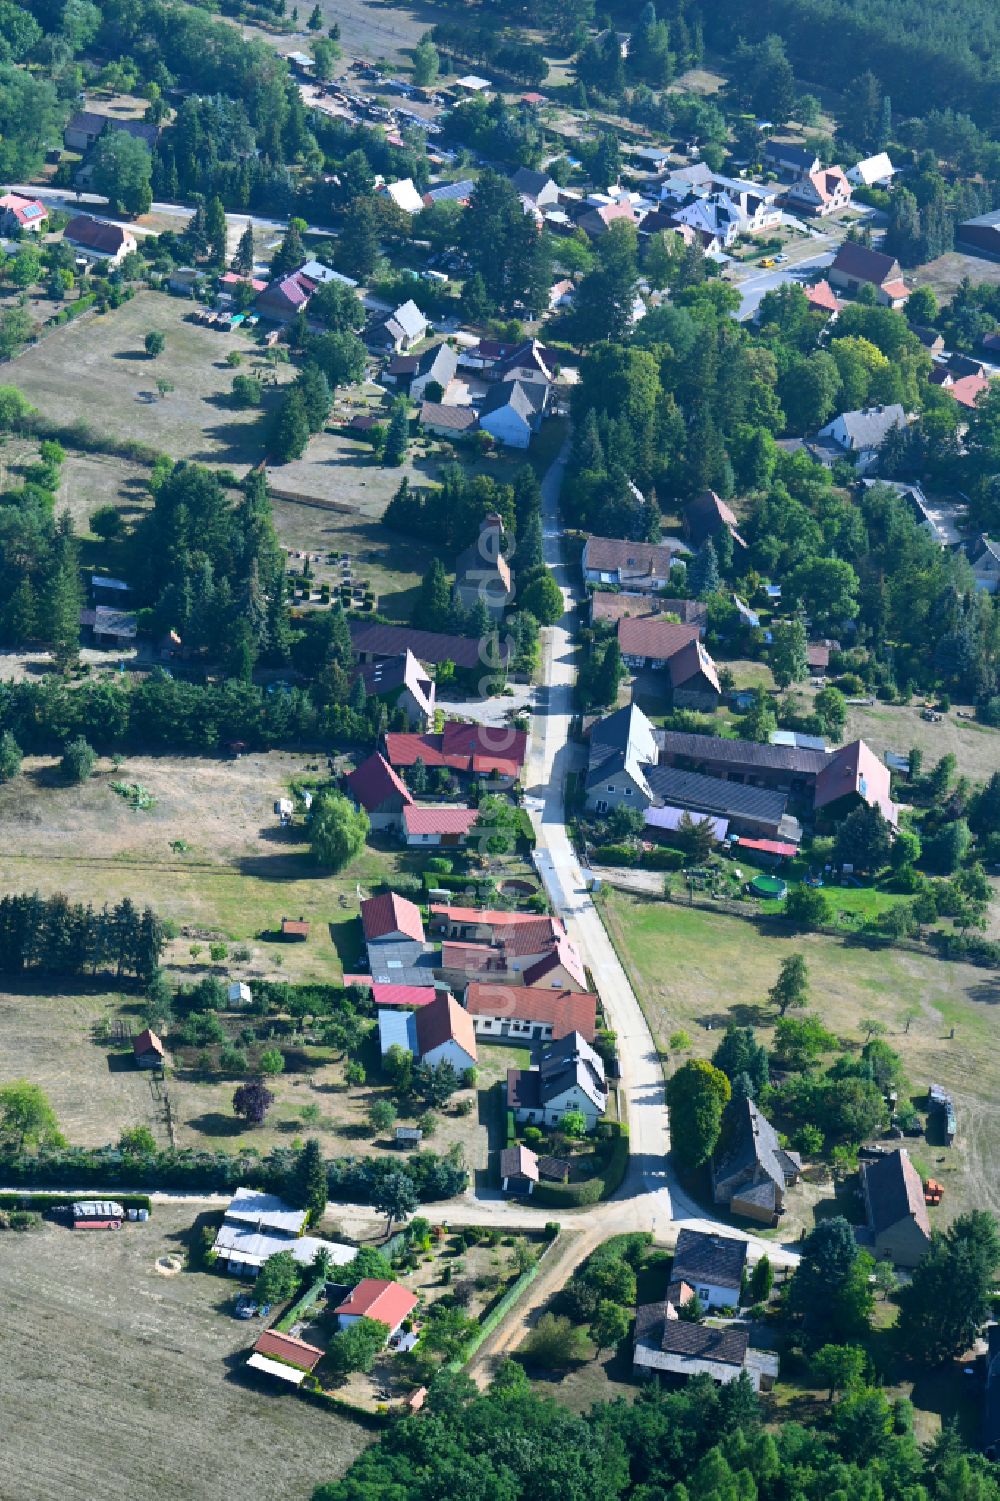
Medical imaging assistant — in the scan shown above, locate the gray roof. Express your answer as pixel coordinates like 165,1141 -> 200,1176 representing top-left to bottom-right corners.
537,1030 -> 607,1110
960,210 -> 1000,229
416,341 -> 458,384
225,1187 -> 307,1234
510,166 -> 555,199
479,379 -> 541,423
368,941 -> 437,987
387,299 -> 427,340
672,1228 -> 747,1290
714,1097 -> 800,1196
656,730 -> 827,777
764,141 -> 819,169
350,619 -> 509,671
426,179 -> 475,203
644,765 -> 788,825
861,1149 -> 931,1239
823,404 -> 905,451
587,703 -> 658,795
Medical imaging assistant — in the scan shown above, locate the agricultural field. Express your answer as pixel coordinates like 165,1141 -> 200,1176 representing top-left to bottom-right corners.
0,1206 -> 368,1501
10,291 -> 293,472
0,749 -> 402,983
600,891 -> 1000,1225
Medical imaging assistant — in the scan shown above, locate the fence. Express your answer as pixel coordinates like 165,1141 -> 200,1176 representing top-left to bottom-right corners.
446,1233 -> 559,1371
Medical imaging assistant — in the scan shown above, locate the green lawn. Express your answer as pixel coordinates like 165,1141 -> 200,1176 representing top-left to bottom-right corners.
600,890 -> 1000,1223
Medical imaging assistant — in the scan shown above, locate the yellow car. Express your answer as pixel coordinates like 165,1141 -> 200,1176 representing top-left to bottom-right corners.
759,257 -> 777,268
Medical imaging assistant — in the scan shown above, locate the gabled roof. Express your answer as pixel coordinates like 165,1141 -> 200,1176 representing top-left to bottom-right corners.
225,1187 -> 307,1234
350,620 -> 509,672
463,983 -> 598,1042
684,489 -> 747,548
424,179 -> 475,205
334,1278 -> 418,1329
385,721 -> 526,776
672,1227 -> 747,1290
382,178 -> 425,215
0,193 -> 46,226
655,1316 -> 750,1366
821,404 -> 905,451
454,513 -> 512,595
618,616 -> 699,663
368,983 -> 439,1007
511,166 -> 556,200
656,729 -> 827,776
64,215 -> 133,255
419,402 -> 477,432
403,804 -> 479,837
414,990 -> 477,1060
861,1149 -> 931,1239
521,933 -> 587,991
804,279 -> 841,313
668,638 -> 722,696
254,1329 -> 324,1372
830,239 -> 900,287
500,1143 -> 540,1181
763,140 -> 821,171
346,751 -> 413,812
583,535 -> 689,576
415,341 -> 458,385
586,702 -> 658,798
644,765 -> 788,826
133,1028 -> 164,1059
387,299 -> 428,341
814,738 -> 897,825
479,379 -> 540,425
358,648 -> 435,719
591,593 -> 708,628
714,1097 -> 799,1196
361,891 -> 425,944
847,152 -> 895,186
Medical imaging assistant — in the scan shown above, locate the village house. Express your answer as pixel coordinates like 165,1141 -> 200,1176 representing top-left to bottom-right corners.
463,982 -> 598,1044
510,166 -> 560,209
582,535 -> 690,592
669,639 -> 723,710
803,279 -> 842,317
402,804 -> 479,847
334,1279 -> 418,1339
858,1149 -> 932,1268
815,403 -> 906,472
345,751 -> 414,832
419,402 -> 477,439
644,764 -> 799,841
478,379 -> 546,449
507,1031 -> 608,1131
672,1228 -> 747,1309
618,616 -> 700,672
361,891 -> 426,948
255,267 -> 324,323
385,721 -> 527,782
406,342 -> 459,404
453,513 -> 514,620
584,701 -> 659,814
63,214 -> 137,265
783,164 -> 853,217
813,737 -> 898,828
428,908 -> 587,992
350,619 -> 510,676
590,592 -> 708,635
846,152 -> 896,188
633,1304 -> 779,1390
380,177 -> 425,215
378,990 -> 477,1070
0,193 -> 47,234
379,299 -> 429,352
828,240 -> 909,307
356,648 -> 436,728
763,141 -> 821,178
683,490 -> 747,551
576,199 -> 639,239
965,534 -> 1000,593
713,1097 -> 801,1225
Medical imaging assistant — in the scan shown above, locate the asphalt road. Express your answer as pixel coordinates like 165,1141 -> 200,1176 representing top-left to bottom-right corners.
734,247 -> 836,321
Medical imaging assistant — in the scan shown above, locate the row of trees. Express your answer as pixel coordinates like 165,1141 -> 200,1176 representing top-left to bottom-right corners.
0,894 -> 164,984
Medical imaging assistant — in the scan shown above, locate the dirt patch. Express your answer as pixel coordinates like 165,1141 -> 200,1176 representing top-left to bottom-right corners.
911,251 -> 1000,302
9,291 -> 294,473
844,700 -> 1000,785
0,1206 -> 368,1501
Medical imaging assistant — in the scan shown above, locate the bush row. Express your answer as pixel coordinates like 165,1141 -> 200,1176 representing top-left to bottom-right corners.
532,1134 -> 630,1208
0,1145 -> 467,1204
47,293 -> 97,328
0,1190 -> 152,1213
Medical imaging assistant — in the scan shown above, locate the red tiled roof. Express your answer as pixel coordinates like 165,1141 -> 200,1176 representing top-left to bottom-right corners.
521,935 -> 587,991
441,940 -> 497,971
403,805 -> 479,836
254,1329 -> 324,1372
415,990 -> 477,1060
133,1028 -> 164,1058
281,917 -> 310,936
464,983 -> 597,1041
804,279 -> 841,313
947,373 -> 991,409
495,916 -> 566,957
65,214 -> 133,255
361,891 -> 425,944
618,616 -> 698,662
334,1278 -> 418,1330
370,983 -> 439,1007
0,193 -> 47,227
814,739 -> 897,826
346,752 -> 413,812
880,279 -> 909,301
732,837 -> 799,858
806,642 -> 830,668
385,722 -> 527,777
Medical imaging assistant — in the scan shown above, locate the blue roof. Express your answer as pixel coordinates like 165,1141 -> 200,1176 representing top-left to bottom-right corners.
378,1009 -> 418,1055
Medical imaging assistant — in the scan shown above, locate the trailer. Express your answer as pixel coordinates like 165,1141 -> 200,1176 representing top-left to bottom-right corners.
72,1199 -> 125,1229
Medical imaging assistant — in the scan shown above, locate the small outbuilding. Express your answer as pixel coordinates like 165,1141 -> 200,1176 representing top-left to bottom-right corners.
228,981 -> 252,1008
280,917 -> 310,941
133,1028 -> 165,1069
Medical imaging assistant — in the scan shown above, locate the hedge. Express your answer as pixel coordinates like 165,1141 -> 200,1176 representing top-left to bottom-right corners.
275,1277 -> 326,1333
517,808 -> 536,848
47,292 -> 97,327
532,1135 -> 630,1208
592,844 -> 639,867
0,1190 -> 152,1212
640,847 -> 685,871
422,872 -> 496,898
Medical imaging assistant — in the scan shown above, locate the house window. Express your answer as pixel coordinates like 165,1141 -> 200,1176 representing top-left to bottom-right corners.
699,1287 -> 710,1300
623,787 -> 633,797
595,800 -> 608,814
606,785 -> 616,793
